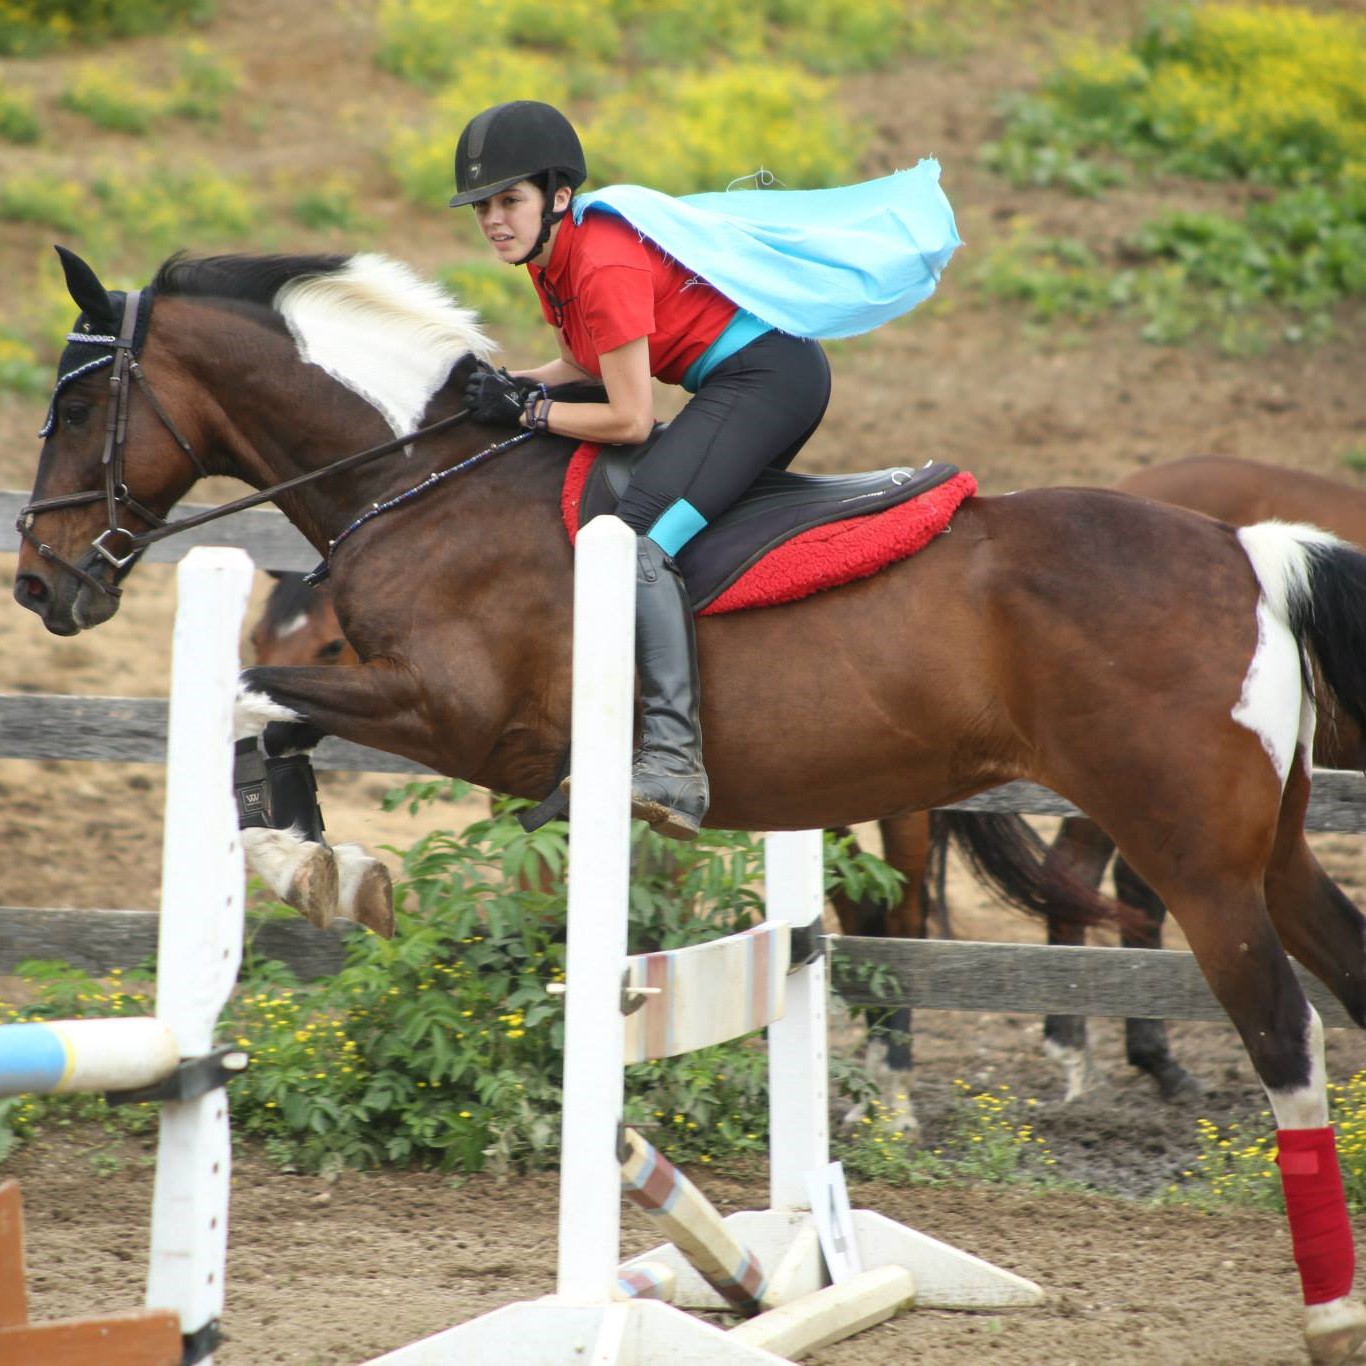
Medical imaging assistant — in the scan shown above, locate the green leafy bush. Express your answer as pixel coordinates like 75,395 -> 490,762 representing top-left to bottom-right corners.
988,5 -> 1366,192
61,64 -> 163,134
0,334 -> 48,395
587,62 -> 865,195
0,80 -> 38,142
0,789 -> 913,1176
0,0 -> 212,57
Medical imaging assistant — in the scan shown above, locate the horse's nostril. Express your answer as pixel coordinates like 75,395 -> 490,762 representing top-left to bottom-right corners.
18,575 -> 47,601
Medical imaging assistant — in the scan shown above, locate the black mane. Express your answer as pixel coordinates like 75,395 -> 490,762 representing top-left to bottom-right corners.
151,252 -> 350,306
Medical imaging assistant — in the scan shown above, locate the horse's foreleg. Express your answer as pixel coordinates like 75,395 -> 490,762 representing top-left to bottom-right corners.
1041,817 -> 1113,1100
1112,857 -> 1202,1101
234,663 -> 414,938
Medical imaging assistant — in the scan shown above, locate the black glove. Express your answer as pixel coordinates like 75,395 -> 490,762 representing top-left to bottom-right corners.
462,362 -> 542,427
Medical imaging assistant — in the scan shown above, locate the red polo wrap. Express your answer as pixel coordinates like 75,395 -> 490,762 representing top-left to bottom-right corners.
1276,1127 -> 1355,1305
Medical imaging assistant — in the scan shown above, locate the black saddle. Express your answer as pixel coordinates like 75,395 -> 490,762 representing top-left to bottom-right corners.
577,438 -> 960,611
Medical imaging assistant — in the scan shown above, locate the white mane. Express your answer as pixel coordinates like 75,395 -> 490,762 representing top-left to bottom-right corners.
274,253 -> 496,442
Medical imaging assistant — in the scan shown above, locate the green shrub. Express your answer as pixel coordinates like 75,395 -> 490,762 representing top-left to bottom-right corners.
0,0 -> 212,57
989,5 -> 1366,193
166,41 -> 239,122
384,48 -> 575,210
90,164 -> 259,255
435,260 -> 543,335
0,789 -> 911,1176
61,64 -> 163,134
0,81 -> 38,143
292,178 -> 369,234
587,62 -> 866,195
0,334 -> 48,395
0,172 -> 90,233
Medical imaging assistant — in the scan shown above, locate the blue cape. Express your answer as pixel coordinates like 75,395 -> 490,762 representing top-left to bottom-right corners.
573,161 -> 962,340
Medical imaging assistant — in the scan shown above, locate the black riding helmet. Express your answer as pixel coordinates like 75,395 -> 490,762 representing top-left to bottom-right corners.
449,101 -> 587,207
450,102 -> 586,265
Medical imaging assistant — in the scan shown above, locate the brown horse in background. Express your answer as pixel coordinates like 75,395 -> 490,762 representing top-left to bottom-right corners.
16,251 -> 1366,1359
861,458 -> 1366,1113
1034,456 -> 1366,1098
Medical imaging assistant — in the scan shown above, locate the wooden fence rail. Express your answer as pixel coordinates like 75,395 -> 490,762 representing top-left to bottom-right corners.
2,491 -> 1363,1027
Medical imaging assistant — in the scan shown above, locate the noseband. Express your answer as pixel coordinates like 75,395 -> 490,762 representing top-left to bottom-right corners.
17,288 -> 206,601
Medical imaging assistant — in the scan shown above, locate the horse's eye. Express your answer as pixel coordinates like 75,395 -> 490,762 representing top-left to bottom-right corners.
319,639 -> 347,660
60,399 -> 91,430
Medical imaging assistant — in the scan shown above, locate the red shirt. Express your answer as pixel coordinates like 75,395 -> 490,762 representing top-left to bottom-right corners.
528,210 -> 737,385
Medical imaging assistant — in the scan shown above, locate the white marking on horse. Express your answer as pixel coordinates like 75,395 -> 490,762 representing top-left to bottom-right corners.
1044,1037 -> 1096,1103
1266,1004 -> 1329,1131
1234,522 -> 1339,786
233,681 -> 303,742
275,611 -> 309,640
274,253 -> 495,441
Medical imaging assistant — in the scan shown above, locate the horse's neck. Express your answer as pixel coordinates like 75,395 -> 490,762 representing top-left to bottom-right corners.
193,326 -> 486,551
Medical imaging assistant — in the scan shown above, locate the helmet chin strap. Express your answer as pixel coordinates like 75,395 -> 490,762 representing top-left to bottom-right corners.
512,172 -> 569,267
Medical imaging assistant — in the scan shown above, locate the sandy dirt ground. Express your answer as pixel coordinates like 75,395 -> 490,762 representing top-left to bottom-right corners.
4,2 -> 1366,1362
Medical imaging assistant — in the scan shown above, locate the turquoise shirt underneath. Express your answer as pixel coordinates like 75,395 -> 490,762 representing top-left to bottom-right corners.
680,309 -> 773,393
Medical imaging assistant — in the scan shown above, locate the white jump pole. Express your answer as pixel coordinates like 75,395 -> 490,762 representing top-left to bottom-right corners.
556,513 -> 637,1301
765,830 -> 829,1211
145,546 -> 253,1362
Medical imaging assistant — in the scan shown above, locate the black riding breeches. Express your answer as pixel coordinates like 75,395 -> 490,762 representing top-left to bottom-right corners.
613,331 -> 832,555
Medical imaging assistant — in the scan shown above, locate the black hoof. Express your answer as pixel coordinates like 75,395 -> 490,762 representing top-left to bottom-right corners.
1153,1065 -> 1205,1103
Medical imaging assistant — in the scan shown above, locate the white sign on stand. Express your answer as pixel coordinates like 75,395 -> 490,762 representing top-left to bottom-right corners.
806,1161 -> 862,1285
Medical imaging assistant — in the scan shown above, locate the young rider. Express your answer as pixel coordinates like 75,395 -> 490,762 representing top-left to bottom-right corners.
451,100 -> 959,841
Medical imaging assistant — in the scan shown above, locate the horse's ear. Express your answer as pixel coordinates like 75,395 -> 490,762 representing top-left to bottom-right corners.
54,245 -> 114,324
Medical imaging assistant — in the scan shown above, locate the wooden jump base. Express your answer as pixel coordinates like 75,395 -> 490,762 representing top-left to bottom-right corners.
0,1179 -> 182,1366
0,549 -> 253,1366
364,517 -> 1042,1365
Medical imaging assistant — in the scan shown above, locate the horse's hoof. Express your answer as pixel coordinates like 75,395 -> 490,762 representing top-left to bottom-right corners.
353,862 -> 395,938
334,843 -> 396,938
1044,1038 -> 1097,1102
1154,1067 -> 1205,1104
289,845 -> 341,929
1306,1298 -> 1366,1364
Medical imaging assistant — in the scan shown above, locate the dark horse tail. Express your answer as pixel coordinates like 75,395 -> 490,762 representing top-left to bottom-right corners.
1266,528 -> 1366,739
923,523 -> 1366,938
935,809 -> 1140,931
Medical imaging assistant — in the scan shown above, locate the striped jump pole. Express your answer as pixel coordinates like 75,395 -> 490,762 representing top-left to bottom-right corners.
0,546 -> 253,1366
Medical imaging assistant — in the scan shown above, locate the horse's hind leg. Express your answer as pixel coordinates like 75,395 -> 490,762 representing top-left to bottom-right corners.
1112,856 -> 1202,1101
1168,877 -> 1365,1361
1041,817 -> 1113,1099
830,813 -> 929,1139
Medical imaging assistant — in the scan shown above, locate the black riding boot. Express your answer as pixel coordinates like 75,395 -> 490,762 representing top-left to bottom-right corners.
630,536 -> 709,840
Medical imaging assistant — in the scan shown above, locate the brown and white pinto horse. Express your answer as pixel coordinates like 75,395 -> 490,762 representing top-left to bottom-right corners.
15,251 -> 1366,1360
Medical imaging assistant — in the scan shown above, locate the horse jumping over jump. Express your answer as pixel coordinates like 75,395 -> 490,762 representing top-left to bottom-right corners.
15,249 -> 1366,1362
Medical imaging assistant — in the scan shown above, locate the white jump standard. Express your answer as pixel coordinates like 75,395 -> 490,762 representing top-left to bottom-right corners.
0,547 -> 253,1366
366,515 -> 1042,1366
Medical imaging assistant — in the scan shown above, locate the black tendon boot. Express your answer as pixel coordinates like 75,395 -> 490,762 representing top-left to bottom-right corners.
630,536 -> 709,840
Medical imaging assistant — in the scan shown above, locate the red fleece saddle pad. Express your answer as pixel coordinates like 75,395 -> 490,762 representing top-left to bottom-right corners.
561,444 -> 977,616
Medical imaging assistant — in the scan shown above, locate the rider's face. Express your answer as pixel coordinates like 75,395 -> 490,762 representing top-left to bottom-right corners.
472,181 -> 547,265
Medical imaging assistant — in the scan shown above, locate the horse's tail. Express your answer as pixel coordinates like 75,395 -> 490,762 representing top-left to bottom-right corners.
1237,521 -> 1366,764
936,810 -> 1139,930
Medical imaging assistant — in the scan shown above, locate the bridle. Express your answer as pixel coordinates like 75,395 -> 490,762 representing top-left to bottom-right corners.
18,288 -> 206,600
17,288 -> 508,602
